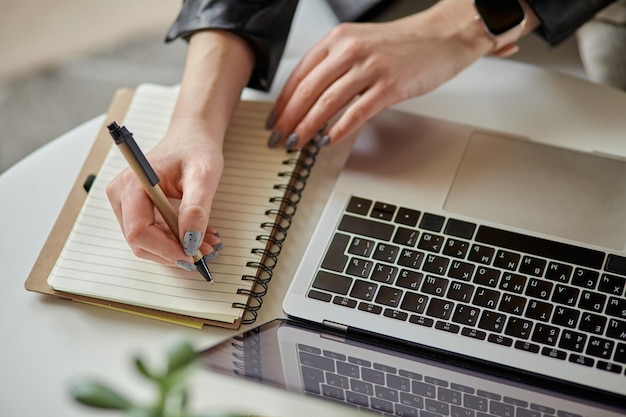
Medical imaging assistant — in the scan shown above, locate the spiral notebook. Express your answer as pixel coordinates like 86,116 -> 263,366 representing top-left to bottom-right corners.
25,83 -> 319,329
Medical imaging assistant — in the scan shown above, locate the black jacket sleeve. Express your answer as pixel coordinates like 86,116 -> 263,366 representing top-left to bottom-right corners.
525,0 -> 617,45
166,0 -> 299,91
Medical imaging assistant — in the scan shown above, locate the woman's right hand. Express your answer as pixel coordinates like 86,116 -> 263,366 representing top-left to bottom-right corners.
106,118 -> 224,269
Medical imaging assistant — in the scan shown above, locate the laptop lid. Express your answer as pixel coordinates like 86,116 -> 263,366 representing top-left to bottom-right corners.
282,108 -> 626,399
200,318 -> 626,416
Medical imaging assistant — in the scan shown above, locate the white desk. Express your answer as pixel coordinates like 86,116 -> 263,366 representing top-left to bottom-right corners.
3,2 -> 626,415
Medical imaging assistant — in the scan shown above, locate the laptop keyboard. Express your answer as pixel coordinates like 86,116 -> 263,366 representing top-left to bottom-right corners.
307,196 -> 626,376
297,342 -> 581,417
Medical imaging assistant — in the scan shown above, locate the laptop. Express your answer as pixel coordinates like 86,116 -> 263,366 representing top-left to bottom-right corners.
273,107 -> 626,408
201,318 -> 625,416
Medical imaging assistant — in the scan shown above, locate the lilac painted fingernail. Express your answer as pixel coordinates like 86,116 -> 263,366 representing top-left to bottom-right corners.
285,133 -> 298,150
183,231 -> 202,256
202,251 -> 219,262
318,135 -> 330,147
212,242 -> 224,252
267,130 -> 281,148
265,111 -> 277,130
176,260 -> 197,271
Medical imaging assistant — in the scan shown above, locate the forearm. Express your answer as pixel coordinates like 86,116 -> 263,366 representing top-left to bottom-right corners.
169,30 -> 255,145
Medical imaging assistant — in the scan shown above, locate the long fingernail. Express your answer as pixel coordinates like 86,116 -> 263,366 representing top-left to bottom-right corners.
212,242 -> 224,252
183,231 -> 202,256
267,130 -> 281,148
176,260 -> 197,271
318,135 -> 331,147
202,251 -> 219,262
265,111 -> 277,130
285,133 -> 298,150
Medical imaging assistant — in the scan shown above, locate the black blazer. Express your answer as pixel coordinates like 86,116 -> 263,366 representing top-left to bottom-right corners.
166,0 -> 616,91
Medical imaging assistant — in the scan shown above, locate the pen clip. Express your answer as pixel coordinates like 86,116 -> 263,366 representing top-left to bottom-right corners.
107,121 -> 160,186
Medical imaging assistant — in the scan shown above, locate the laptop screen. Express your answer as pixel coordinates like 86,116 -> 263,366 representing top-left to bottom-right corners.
200,319 -> 625,417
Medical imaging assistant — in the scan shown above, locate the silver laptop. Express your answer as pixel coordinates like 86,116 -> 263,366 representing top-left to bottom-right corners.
282,107 -> 626,404
201,319 -> 625,416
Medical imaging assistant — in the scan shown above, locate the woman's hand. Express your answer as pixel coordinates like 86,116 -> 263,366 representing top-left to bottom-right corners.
266,0 -> 495,150
106,119 -> 223,269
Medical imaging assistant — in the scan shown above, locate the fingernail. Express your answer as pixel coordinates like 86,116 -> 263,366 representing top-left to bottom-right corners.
202,251 -> 219,262
318,135 -> 331,147
212,242 -> 224,252
183,231 -> 202,256
267,130 -> 281,148
285,133 -> 298,150
213,232 -> 221,238
265,111 -> 277,130
176,260 -> 197,271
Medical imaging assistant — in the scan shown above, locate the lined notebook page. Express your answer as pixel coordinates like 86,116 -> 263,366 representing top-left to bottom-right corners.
48,84 -> 290,324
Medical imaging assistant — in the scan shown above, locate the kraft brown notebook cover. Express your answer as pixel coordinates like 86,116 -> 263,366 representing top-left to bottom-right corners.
25,84 -> 319,329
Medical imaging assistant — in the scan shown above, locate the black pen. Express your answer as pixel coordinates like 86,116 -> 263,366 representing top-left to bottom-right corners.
106,121 -> 214,284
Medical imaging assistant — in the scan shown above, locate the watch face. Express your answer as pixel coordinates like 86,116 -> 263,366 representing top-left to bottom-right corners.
474,0 -> 525,35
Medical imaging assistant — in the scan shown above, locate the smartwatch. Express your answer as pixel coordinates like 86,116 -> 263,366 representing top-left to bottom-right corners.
473,0 -> 527,57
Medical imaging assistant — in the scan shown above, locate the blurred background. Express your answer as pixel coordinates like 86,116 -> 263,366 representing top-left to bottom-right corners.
1,0 -> 617,174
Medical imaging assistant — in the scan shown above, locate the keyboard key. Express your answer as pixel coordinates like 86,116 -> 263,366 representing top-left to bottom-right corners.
504,317 -> 533,339
426,298 -> 454,320
346,257 -> 373,278
371,201 -> 396,221
332,296 -> 357,309
419,213 -> 445,232
551,284 -> 579,306
478,310 -> 506,332
337,361 -> 359,378
412,381 -> 436,398
525,299 -> 553,322
452,304 -> 480,326
572,267 -> 599,289
607,296 -> 626,318
578,290 -> 606,313
301,366 -> 324,394
532,323 -> 560,346
338,214 -> 394,241
447,282 -> 475,303
489,401 -> 515,417
596,361 -> 622,374
418,232 -> 444,253
578,312 -> 607,335
362,367 -> 385,385
586,336 -> 614,359
499,273 -> 526,294
468,244 -> 495,264
399,391 -> 424,409
605,254 -> 626,277
321,233 -> 350,272
348,236 -> 375,257
498,293 -> 526,315
346,196 -> 371,215
395,207 -> 421,227
493,250 -> 521,271
421,275 -> 449,297
422,254 -> 450,275
401,293 -> 429,314
393,227 -> 419,247
473,287 -> 500,309
551,306 -> 580,328
475,225 -> 605,269
525,278 -> 553,300
444,218 -> 476,239
373,242 -> 400,263
395,403 -> 419,417
307,290 -> 332,302
376,286 -> 404,307
558,330 -> 587,352
443,238 -> 470,259
387,374 -> 411,392
312,271 -> 352,295
519,256 -> 547,277
375,385 -> 399,402
569,354 -> 594,367
448,261 -> 475,282
541,347 -> 567,360
350,379 -> 374,396
613,343 -> 626,363
473,266 -> 500,287
398,249 -> 426,270
464,394 -> 488,412
299,351 -> 335,372
435,321 -> 460,334
409,315 -> 434,327
326,372 -> 349,389
371,263 -> 398,284
424,398 -> 449,415
599,273 -> 626,296
396,269 -> 423,290
514,340 -> 540,354
607,318 -> 626,341
461,327 -> 487,340
545,261 -> 572,283
488,333 -> 513,347
321,384 -> 344,400
350,280 -> 377,301
346,390 -> 369,407
371,397 -> 394,414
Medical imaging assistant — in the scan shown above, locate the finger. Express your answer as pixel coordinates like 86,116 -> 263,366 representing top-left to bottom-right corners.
177,165 -> 219,257
287,66 -> 373,149
324,83 -> 393,146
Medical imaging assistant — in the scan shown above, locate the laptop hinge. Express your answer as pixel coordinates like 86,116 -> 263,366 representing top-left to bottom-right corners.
322,320 -> 348,333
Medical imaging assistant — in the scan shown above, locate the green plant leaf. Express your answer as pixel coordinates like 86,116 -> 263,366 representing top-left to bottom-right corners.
70,380 -> 133,410
134,356 -> 159,381
166,340 -> 198,373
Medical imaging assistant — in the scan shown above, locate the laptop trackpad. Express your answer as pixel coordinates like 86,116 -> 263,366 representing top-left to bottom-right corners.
444,133 -> 626,250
